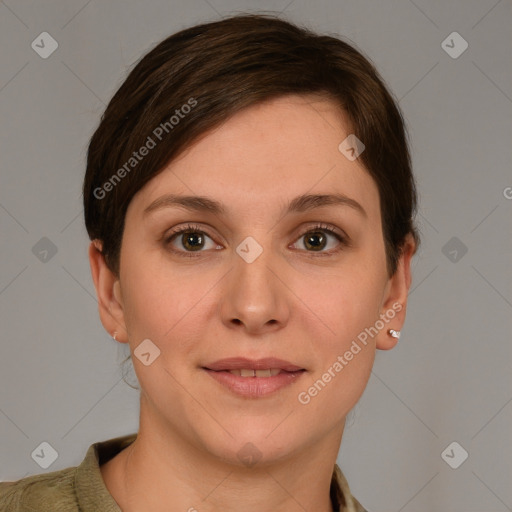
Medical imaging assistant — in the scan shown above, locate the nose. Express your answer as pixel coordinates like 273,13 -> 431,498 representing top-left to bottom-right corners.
219,240 -> 290,336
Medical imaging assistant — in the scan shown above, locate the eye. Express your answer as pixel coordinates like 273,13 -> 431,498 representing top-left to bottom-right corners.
165,223 -> 220,256
290,223 -> 348,255
164,222 -> 348,258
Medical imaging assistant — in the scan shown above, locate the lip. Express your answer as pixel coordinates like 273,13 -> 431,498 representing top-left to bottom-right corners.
202,357 -> 306,398
203,357 -> 304,372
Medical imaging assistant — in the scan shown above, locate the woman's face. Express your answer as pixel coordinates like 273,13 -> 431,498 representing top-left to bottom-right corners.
95,94 -> 412,465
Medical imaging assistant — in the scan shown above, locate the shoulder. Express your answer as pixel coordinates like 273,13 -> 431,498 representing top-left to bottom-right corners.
352,494 -> 370,512
0,433 -> 136,512
0,466 -> 80,512
332,463 -> 370,512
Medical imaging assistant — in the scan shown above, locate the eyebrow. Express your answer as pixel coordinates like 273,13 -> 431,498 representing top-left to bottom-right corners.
143,192 -> 367,218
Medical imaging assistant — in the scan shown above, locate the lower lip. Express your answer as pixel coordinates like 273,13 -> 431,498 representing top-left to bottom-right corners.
203,369 -> 305,397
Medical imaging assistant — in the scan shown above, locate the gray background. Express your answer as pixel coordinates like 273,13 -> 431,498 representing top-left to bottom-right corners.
1,1 -> 511,510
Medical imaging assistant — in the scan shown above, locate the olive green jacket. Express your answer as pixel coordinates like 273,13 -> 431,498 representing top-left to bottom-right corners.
0,433 -> 368,511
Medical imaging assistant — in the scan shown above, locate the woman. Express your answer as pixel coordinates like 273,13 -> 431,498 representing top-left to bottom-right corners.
0,13 -> 419,512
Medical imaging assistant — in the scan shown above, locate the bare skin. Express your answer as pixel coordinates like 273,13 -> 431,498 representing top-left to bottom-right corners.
89,94 -> 415,512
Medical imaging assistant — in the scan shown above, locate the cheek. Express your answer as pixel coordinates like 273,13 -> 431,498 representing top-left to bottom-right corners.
119,249 -> 215,356
293,270 -> 380,416
294,259 -> 384,341
291,265 -> 383,411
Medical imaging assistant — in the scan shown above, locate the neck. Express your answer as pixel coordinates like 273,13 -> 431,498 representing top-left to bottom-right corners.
102,396 -> 345,512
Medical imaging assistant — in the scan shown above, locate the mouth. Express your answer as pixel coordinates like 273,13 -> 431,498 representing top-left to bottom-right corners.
202,357 -> 306,397
219,368 -> 284,377
203,357 -> 305,372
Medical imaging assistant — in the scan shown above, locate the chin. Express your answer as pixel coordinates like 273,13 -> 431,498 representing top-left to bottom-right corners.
202,424 -> 305,468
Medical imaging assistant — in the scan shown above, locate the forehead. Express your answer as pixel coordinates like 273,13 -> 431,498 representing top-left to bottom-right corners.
129,94 -> 380,222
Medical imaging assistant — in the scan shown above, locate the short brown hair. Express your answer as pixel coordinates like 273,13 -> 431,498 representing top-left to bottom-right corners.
83,13 -> 420,277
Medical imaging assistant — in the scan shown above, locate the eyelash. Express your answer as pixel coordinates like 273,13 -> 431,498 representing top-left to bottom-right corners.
164,223 -> 349,259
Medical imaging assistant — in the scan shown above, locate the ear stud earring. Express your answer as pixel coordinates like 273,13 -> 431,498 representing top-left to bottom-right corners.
112,331 -> 118,341
388,329 -> 400,339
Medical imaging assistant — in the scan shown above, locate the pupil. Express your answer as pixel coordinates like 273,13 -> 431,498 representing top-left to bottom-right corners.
184,232 -> 203,251
306,232 -> 325,251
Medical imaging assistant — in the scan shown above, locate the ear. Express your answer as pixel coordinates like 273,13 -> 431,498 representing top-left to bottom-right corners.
88,239 -> 128,343
376,234 -> 416,350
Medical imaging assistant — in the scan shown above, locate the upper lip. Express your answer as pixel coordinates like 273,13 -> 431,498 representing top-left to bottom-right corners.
203,357 -> 304,372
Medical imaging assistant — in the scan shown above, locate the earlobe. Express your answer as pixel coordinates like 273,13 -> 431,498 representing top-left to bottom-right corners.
88,240 -> 127,343
376,234 -> 416,351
